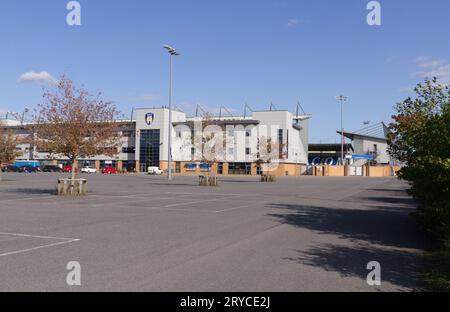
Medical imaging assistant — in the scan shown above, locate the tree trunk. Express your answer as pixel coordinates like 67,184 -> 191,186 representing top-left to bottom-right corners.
71,159 -> 77,185
199,166 -> 219,187
0,161 -> 4,182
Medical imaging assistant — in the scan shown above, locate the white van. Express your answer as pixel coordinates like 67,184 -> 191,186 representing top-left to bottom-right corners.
147,167 -> 164,175
81,166 -> 97,174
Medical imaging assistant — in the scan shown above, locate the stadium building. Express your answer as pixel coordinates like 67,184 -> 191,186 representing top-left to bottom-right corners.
1,107 -> 312,176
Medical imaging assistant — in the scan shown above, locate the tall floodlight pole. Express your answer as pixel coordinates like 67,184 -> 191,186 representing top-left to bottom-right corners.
164,45 -> 180,181
336,95 -> 348,165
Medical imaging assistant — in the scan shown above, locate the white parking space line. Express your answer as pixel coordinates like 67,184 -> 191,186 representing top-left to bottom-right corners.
91,192 -> 243,199
162,195 -> 242,208
0,240 -> 80,258
76,193 -> 193,202
95,194 -> 242,209
0,191 -> 254,215
0,192 -> 246,205
162,192 -> 243,196
0,196 -> 57,203
146,206 -> 204,213
214,205 -> 251,213
0,232 -> 79,241
0,232 -> 80,258
103,195 -> 247,213
82,194 -> 213,208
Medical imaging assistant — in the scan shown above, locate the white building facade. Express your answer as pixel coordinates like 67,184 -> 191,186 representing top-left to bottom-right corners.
134,108 -> 311,176
2,107 -> 311,176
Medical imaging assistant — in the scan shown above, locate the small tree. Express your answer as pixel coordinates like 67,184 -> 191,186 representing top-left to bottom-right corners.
254,136 -> 286,181
199,113 -> 223,177
191,112 -> 226,186
33,76 -> 120,184
178,111 -> 228,186
0,121 -> 20,182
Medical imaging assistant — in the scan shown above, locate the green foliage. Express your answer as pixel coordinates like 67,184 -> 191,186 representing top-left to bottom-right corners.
389,78 -> 450,291
425,245 -> 450,292
389,78 -> 450,243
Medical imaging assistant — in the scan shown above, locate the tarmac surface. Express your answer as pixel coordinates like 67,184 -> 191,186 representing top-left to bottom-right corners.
0,173 -> 428,291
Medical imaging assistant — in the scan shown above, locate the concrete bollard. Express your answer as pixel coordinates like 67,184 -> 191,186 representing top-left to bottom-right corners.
261,175 -> 276,182
199,175 -> 219,187
57,178 -> 87,196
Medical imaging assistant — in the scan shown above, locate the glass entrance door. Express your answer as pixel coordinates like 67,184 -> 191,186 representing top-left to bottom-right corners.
139,130 -> 161,172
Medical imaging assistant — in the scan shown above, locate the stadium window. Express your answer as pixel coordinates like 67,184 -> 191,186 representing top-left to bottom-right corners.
122,147 -> 136,154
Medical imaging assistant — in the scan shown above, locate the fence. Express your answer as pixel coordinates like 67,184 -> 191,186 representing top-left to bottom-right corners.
306,165 -> 401,177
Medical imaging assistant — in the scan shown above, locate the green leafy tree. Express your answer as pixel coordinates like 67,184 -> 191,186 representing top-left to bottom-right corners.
388,78 -> 450,243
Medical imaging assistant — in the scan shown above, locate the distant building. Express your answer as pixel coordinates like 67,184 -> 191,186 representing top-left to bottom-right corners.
337,122 -> 391,165
136,108 -> 311,175
308,143 -> 354,166
2,107 -> 312,176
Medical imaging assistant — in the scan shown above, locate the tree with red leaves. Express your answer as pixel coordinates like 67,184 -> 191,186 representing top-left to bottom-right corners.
33,76 -> 120,182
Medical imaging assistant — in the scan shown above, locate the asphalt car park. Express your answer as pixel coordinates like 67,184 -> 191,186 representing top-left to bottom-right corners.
0,173 -> 428,291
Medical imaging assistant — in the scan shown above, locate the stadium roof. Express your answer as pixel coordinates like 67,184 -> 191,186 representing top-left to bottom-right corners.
337,122 -> 390,141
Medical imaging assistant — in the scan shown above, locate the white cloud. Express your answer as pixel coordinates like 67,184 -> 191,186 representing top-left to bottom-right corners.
18,71 -> 58,85
421,63 -> 450,77
287,18 -> 299,27
414,57 -> 450,85
415,56 -> 446,69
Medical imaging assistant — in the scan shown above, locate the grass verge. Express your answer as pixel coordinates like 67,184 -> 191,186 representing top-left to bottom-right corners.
425,244 -> 450,292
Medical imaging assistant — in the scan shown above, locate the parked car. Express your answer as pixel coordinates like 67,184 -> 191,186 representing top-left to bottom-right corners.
1,165 -> 21,172
81,166 -> 97,174
42,165 -> 63,173
102,167 -> 118,174
19,165 -> 40,173
63,166 -> 78,173
147,166 -> 164,175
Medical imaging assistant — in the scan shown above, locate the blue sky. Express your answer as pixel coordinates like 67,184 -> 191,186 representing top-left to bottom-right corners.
1,0 -> 449,142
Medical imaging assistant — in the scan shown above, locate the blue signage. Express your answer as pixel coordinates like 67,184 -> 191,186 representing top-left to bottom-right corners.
308,156 -> 339,166
352,155 -> 375,160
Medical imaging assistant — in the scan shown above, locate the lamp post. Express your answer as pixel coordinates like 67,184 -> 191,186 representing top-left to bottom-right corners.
164,45 -> 180,181
21,108 -> 29,125
336,95 -> 347,165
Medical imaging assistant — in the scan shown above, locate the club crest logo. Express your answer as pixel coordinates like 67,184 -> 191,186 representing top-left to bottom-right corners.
145,113 -> 155,126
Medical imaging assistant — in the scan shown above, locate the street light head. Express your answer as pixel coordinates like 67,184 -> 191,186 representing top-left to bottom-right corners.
164,45 -> 180,56
335,95 -> 348,102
